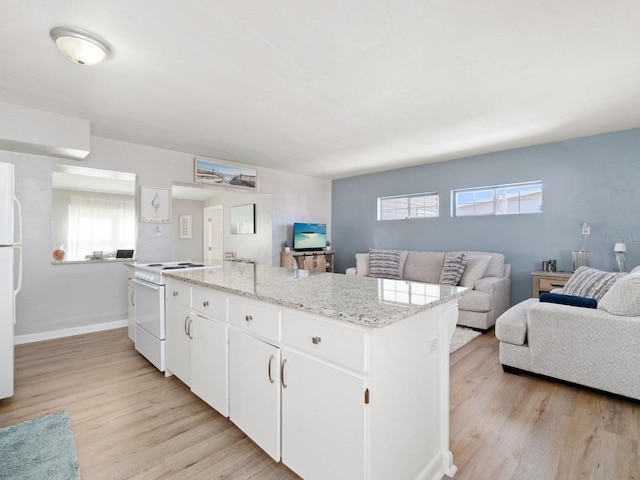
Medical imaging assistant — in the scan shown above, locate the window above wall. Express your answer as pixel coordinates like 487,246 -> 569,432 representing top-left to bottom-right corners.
452,181 -> 542,217
378,192 -> 439,220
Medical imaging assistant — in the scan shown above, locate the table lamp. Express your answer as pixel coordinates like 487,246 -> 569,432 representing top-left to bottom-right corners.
614,243 -> 627,272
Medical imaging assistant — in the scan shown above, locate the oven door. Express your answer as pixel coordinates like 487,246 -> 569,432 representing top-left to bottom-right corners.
133,278 -> 165,340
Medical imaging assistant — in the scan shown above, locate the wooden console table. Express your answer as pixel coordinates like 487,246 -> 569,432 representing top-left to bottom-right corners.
280,251 -> 335,273
531,271 -> 573,297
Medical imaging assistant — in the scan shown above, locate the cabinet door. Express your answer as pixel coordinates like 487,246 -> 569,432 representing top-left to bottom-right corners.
191,315 -> 229,416
228,329 -> 281,460
282,349 -> 366,480
127,279 -> 135,341
166,301 -> 191,385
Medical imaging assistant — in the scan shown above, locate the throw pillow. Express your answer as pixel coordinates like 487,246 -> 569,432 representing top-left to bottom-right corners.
459,254 -> 491,288
355,253 -> 370,276
368,249 -> 402,280
562,266 -> 626,301
439,253 -> 466,285
598,273 -> 640,316
631,265 -> 640,274
539,292 -> 597,309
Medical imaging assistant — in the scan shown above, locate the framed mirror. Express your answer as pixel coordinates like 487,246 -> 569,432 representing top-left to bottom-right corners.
230,204 -> 255,234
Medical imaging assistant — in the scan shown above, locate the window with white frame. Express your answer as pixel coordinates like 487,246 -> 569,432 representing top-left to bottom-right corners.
378,192 -> 439,220
453,182 -> 542,217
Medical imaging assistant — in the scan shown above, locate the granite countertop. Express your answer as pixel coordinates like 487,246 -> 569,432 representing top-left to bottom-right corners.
164,262 -> 468,328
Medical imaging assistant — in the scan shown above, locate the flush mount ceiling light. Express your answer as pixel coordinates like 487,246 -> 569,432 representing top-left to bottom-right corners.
49,27 -> 112,65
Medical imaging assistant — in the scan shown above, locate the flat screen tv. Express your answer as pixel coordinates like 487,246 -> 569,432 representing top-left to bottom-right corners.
293,222 -> 326,251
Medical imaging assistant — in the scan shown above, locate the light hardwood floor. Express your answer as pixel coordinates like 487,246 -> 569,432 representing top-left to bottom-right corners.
1,327 -> 638,479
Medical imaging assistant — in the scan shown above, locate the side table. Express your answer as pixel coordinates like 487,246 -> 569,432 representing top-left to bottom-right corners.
531,271 -> 573,298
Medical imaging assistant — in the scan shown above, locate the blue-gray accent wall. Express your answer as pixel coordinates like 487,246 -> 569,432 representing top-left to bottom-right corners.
332,128 -> 640,307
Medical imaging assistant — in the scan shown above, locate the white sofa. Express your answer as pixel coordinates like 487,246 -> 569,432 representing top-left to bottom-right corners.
346,250 -> 511,330
496,266 -> 640,401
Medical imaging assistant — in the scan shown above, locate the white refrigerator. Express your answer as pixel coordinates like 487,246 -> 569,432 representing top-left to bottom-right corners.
0,162 -> 22,399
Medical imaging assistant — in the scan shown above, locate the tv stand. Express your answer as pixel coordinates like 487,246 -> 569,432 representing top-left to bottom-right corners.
280,250 -> 335,273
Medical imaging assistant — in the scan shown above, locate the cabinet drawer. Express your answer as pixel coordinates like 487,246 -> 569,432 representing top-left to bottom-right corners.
229,296 -> 280,342
166,279 -> 191,308
538,277 -> 568,292
192,286 -> 227,321
281,310 -> 367,373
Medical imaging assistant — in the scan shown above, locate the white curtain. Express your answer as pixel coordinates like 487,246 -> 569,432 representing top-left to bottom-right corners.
66,191 -> 135,261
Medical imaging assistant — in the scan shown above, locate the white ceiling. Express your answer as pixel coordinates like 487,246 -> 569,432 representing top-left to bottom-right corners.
2,1 -> 639,180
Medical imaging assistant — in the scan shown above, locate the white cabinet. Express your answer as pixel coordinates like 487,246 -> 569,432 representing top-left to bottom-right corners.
166,280 -> 229,415
281,348 -> 366,480
228,328 -> 281,460
191,314 -> 228,415
166,301 -> 192,385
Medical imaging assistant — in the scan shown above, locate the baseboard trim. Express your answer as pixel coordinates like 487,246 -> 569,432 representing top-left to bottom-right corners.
15,319 -> 128,345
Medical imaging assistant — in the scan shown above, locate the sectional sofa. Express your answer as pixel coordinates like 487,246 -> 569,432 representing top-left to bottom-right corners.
496,266 -> 640,400
346,249 -> 511,330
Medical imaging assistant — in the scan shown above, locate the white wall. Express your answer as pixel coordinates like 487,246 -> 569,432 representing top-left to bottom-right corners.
2,135 -> 331,338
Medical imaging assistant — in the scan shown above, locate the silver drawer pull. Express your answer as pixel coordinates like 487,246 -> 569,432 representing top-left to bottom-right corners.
173,291 -> 178,297
245,315 -> 253,322
312,336 -> 322,345
281,358 -> 288,388
268,355 -> 275,384
203,300 -> 209,307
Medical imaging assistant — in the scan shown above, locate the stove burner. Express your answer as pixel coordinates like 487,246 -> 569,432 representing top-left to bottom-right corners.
162,266 -> 186,270
148,263 -> 163,267
178,262 -> 204,267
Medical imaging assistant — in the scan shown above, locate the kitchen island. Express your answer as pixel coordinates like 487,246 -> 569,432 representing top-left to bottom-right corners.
164,262 -> 468,480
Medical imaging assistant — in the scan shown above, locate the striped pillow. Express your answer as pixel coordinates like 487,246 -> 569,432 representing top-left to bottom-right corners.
562,266 -> 626,301
368,249 -> 402,280
439,253 -> 466,285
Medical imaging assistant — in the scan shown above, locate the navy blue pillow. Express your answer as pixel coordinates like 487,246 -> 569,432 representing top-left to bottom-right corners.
539,292 -> 597,309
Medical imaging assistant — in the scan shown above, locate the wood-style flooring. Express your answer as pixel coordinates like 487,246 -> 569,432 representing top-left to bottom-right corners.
1,327 -> 638,479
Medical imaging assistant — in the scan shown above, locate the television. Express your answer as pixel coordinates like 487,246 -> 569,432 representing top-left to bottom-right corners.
293,222 -> 326,251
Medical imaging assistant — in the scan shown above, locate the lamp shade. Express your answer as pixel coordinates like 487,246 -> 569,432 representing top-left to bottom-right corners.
50,27 -> 111,65
614,243 -> 627,253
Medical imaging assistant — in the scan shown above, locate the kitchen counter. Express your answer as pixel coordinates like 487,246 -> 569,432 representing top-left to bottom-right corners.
164,261 -> 468,328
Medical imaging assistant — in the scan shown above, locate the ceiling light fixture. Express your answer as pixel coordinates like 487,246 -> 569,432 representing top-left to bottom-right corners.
49,27 -> 112,65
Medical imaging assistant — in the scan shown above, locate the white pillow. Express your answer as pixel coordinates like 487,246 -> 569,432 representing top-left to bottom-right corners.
459,255 -> 491,287
630,265 -> 640,274
598,272 -> 640,316
355,253 -> 370,276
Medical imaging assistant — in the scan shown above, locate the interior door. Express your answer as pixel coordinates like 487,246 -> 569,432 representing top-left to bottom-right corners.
203,205 -> 223,264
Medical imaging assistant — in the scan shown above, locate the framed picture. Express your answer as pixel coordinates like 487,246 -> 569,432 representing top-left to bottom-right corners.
140,186 -> 171,223
194,157 -> 256,190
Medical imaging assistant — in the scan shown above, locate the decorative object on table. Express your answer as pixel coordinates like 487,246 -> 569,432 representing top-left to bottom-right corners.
614,242 -> 627,272
542,259 -> 557,272
230,204 -> 255,234
0,411 -> 81,480
572,221 -> 590,271
140,186 -> 171,223
194,157 -> 256,190
283,240 -> 291,252
325,240 -> 331,250
52,244 -> 65,261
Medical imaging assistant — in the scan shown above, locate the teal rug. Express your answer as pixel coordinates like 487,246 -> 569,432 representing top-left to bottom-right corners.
0,411 -> 81,480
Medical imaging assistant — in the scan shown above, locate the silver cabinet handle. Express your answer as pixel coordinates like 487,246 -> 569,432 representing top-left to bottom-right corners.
184,316 -> 189,336
312,336 -> 322,345
245,315 -> 253,322
173,290 -> 179,297
268,355 -> 275,384
203,300 -> 209,307
281,358 -> 288,388
130,291 -> 135,306
187,318 -> 193,339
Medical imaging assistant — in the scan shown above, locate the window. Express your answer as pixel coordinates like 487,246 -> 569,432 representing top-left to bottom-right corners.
378,193 -> 439,220
453,181 -> 542,217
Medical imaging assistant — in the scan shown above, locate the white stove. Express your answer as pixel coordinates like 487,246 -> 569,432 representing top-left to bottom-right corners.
133,261 -> 217,373
133,261 -> 209,285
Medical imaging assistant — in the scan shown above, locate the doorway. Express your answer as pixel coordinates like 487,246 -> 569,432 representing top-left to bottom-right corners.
203,205 -> 223,263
